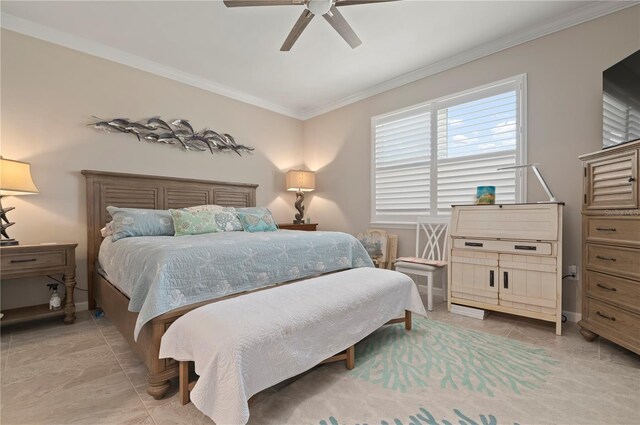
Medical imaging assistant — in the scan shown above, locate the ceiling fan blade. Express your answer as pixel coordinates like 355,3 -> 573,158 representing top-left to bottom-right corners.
281,9 -> 315,51
323,6 -> 362,48
335,0 -> 400,6
223,0 -> 305,7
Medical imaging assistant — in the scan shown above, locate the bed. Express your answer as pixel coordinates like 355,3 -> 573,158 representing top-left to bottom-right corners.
82,170 -> 372,399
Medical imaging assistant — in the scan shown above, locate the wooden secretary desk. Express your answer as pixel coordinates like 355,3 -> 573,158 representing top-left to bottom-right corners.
448,203 -> 564,334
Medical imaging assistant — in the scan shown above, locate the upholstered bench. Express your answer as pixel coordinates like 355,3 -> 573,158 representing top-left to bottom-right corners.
159,267 -> 427,425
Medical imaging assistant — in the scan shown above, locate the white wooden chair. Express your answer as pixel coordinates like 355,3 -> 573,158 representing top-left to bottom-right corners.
394,220 -> 448,311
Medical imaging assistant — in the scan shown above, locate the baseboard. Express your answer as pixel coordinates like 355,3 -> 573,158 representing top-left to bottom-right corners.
432,288 -> 445,297
416,286 -> 446,297
563,310 -> 582,323
76,301 -> 89,312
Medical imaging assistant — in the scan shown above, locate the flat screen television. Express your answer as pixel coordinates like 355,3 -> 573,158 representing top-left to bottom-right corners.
603,49 -> 640,148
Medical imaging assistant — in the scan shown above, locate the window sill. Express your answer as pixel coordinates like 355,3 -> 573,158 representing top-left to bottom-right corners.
369,222 -> 415,230
370,218 -> 451,229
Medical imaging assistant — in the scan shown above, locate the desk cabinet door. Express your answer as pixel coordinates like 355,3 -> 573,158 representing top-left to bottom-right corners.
450,249 -> 498,305
498,254 -> 557,315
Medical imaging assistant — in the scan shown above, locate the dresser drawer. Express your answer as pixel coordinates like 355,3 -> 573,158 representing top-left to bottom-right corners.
586,244 -> 640,281
1,250 -> 67,271
585,217 -> 640,247
586,270 -> 640,313
585,298 -> 640,346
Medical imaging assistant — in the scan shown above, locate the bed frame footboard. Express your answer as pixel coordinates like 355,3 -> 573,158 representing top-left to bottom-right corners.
96,272 -> 217,399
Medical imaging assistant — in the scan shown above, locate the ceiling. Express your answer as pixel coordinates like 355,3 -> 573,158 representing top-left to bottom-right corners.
1,1 -> 635,119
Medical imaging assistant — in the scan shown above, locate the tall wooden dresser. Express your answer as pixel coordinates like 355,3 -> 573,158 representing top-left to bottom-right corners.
448,203 -> 564,334
578,140 -> 640,354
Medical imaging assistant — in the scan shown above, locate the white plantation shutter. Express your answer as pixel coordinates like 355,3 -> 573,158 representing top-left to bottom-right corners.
436,90 -> 519,214
603,91 -> 640,147
436,153 -> 516,215
373,106 -> 430,222
372,76 -> 525,223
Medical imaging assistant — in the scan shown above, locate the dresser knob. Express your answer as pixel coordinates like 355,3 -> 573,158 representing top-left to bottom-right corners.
596,283 -> 617,292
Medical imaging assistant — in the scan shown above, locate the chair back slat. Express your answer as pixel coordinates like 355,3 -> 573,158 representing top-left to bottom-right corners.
415,218 -> 448,262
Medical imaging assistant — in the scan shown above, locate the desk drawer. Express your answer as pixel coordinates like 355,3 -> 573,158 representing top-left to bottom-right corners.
586,244 -> 640,281
453,239 -> 552,255
585,217 -> 640,247
586,270 -> 640,313
585,298 -> 640,346
1,250 -> 66,271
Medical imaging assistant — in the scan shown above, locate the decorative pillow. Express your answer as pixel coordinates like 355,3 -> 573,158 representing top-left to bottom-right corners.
107,207 -> 175,242
236,207 -> 278,232
187,204 -> 224,213
186,204 -> 243,232
170,208 -> 218,236
100,221 -> 115,238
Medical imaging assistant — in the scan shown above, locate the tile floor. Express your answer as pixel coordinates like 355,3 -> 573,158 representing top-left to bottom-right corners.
1,295 -> 639,425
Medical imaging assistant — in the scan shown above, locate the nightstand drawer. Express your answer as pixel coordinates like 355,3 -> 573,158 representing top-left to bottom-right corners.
1,250 -> 66,271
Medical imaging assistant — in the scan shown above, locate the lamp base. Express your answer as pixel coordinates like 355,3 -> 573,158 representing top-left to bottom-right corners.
1,239 -> 19,246
293,190 -> 305,225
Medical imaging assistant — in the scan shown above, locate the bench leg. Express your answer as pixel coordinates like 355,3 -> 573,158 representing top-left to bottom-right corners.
179,361 -> 190,405
346,345 -> 355,370
405,310 -> 412,330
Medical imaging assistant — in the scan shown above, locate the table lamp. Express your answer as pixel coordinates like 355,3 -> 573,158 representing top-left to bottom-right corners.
286,170 -> 315,224
498,163 -> 557,203
0,157 -> 39,246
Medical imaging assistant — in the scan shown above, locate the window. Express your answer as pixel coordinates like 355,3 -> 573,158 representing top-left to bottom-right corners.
372,75 -> 526,224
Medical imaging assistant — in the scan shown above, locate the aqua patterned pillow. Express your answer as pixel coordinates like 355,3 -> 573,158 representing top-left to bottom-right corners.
186,205 -> 243,232
236,207 -> 278,232
170,208 -> 218,236
107,206 -> 175,242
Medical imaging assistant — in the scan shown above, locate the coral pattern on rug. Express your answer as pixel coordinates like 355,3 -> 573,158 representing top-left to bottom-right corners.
351,318 -> 557,396
318,407 -> 520,425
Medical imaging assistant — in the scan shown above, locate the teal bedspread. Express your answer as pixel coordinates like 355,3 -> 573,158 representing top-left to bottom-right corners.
98,230 -> 374,339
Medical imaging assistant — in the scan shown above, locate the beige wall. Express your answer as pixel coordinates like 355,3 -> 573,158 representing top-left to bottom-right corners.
1,30 -> 304,309
2,7 -> 639,317
303,6 -> 640,315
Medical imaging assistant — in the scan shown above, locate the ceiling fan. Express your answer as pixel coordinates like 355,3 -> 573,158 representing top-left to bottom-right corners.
223,0 -> 399,51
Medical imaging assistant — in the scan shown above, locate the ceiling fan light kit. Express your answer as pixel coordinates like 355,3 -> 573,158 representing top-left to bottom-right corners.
223,0 -> 399,51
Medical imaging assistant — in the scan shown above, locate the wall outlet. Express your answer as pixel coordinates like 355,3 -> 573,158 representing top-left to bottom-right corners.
568,265 -> 579,281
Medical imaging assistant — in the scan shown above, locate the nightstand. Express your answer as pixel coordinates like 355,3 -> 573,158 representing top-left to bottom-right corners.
278,223 -> 318,231
0,243 -> 78,326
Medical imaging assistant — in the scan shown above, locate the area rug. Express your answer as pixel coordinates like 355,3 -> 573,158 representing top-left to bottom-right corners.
247,317 -> 639,425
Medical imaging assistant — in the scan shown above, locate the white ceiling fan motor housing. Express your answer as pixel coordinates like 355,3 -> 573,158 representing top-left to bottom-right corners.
307,0 -> 333,16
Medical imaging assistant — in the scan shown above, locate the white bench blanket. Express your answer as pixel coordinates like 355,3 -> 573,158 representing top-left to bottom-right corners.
159,268 -> 427,425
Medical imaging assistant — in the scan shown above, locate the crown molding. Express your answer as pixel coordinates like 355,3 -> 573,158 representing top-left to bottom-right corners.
297,0 -> 639,119
0,12 -> 303,119
2,1 -> 638,121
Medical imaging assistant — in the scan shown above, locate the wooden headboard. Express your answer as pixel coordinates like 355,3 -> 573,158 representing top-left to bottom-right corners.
82,170 -> 258,309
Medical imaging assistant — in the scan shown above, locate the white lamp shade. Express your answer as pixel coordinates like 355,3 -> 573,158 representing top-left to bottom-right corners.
286,170 -> 315,192
0,158 -> 39,196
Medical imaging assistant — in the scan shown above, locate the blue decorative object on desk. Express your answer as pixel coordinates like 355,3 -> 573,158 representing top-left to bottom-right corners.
476,186 -> 496,204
